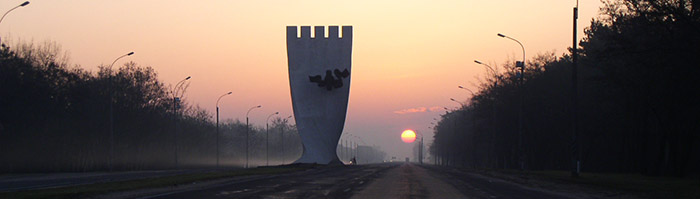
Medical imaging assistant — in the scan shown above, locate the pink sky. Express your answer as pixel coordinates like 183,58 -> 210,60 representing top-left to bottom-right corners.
2,0 -> 603,160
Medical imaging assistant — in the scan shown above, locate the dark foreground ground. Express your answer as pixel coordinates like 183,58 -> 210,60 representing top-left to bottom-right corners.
102,163 -> 599,199
2,163 -> 697,198
0,168 -> 230,192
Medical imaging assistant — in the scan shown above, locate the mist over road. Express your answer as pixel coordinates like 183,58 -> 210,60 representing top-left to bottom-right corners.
137,163 -> 574,199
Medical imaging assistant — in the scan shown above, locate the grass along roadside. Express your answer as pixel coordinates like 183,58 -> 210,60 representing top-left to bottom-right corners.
476,168 -> 700,198
0,167 -> 307,199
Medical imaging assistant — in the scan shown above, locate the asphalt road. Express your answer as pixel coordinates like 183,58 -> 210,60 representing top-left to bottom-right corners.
142,164 -> 393,199
0,168 -> 234,192
139,163 -> 575,199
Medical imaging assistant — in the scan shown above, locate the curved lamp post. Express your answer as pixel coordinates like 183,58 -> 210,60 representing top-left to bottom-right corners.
107,51 -> 133,172
216,91 -> 232,167
457,86 -> 475,95
109,52 -> 134,72
171,76 -> 190,169
474,60 -> 500,87
473,60 -> 496,76
497,33 -> 525,68
174,76 -> 191,100
450,98 -> 465,107
474,61 -> 500,161
245,105 -> 262,168
0,1 -> 29,44
265,111 -> 279,166
498,32 -> 526,170
171,76 -> 191,112
0,1 -> 29,25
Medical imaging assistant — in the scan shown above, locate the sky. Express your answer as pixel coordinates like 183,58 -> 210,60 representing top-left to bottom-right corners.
2,0 -> 604,160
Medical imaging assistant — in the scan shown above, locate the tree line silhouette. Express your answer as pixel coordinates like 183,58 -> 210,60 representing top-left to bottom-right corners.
0,41 -> 302,172
429,0 -> 700,177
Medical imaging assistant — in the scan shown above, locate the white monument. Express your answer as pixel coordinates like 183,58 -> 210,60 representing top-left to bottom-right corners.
286,26 -> 353,164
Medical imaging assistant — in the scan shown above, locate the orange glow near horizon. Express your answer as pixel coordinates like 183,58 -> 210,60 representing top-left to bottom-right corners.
401,129 -> 417,143
1,0 -> 604,160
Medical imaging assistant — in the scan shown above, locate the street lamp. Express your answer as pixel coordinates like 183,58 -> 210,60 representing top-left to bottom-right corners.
0,1 -> 29,23
174,76 -> 191,99
171,76 -> 190,169
457,86 -> 475,95
498,32 -> 526,170
0,2 -> 30,41
413,130 -> 425,164
475,61 -> 500,166
107,51 -> 133,172
450,98 -> 465,107
497,33 -> 525,68
571,0 -> 581,177
474,60 -> 500,87
172,77 -> 191,112
216,91 -> 232,167
265,111 -> 279,166
245,105 -> 262,168
473,60 -> 496,76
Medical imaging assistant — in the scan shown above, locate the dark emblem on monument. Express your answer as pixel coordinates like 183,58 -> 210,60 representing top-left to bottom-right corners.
309,68 -> 350,91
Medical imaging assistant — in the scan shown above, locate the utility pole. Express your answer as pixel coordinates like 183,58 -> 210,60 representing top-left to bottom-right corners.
266,112 -> 279,166
420,136 -> 424,164
172,76 -> 190,169
216,92 -> 232,167
245,116 -> 249,168
498,33 -> 525,170
571,0 -> 581,177
107,52 -> 134,171
245,105 -> 261,168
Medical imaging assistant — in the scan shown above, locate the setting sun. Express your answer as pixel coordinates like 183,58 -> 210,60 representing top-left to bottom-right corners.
401,129 -> 416,143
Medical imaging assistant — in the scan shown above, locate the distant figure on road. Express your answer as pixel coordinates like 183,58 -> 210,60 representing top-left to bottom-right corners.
350,157 -> 357,165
